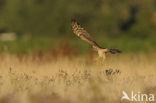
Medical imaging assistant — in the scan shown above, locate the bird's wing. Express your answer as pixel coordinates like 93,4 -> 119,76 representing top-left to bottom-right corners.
71,19 -> 101,51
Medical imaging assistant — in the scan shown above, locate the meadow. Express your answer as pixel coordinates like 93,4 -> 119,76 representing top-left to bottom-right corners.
0,49 -> 155,103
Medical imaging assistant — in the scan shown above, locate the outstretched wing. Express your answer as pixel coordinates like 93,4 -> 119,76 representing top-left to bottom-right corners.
71,19 -> 101,51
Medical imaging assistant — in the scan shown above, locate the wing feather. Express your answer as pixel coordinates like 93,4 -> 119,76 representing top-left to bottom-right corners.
71,19 -> 101,51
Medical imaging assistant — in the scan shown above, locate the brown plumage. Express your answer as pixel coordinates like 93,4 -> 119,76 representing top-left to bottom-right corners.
71,19 -> 121,63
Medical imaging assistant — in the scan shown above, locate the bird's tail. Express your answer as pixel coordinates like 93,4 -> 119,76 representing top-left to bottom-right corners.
109,48 -> 121,54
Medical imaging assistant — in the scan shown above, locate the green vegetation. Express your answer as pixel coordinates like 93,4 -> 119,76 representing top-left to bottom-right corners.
0,0 -> 155,53
0,0 -> 156,36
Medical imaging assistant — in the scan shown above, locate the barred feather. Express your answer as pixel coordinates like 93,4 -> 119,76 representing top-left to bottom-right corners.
71,19 -> 121,55
71,19 -> 101,51
71,19 -> 92,39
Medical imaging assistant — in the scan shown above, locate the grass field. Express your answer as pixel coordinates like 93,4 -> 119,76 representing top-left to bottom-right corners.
0,51 -> 155,103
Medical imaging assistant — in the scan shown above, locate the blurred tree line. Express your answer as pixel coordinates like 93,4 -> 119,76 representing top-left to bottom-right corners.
0,0 -> 156,37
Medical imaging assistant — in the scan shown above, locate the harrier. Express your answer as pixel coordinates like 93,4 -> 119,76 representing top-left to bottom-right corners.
71,19 -> 121,63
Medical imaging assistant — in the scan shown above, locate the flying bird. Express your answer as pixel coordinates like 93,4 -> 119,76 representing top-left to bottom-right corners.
71,19 -> 121,63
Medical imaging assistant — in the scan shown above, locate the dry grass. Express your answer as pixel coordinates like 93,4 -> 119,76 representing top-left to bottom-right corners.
0,52 -> 156,103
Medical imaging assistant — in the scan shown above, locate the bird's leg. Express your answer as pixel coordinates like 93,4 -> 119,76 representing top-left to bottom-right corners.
95,57 -> 105,65
101,54 -> 106,65
95,57 -> 103,65
95,57 -> 104,65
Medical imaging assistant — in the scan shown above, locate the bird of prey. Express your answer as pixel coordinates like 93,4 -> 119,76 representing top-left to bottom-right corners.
71,19 -> 121,63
